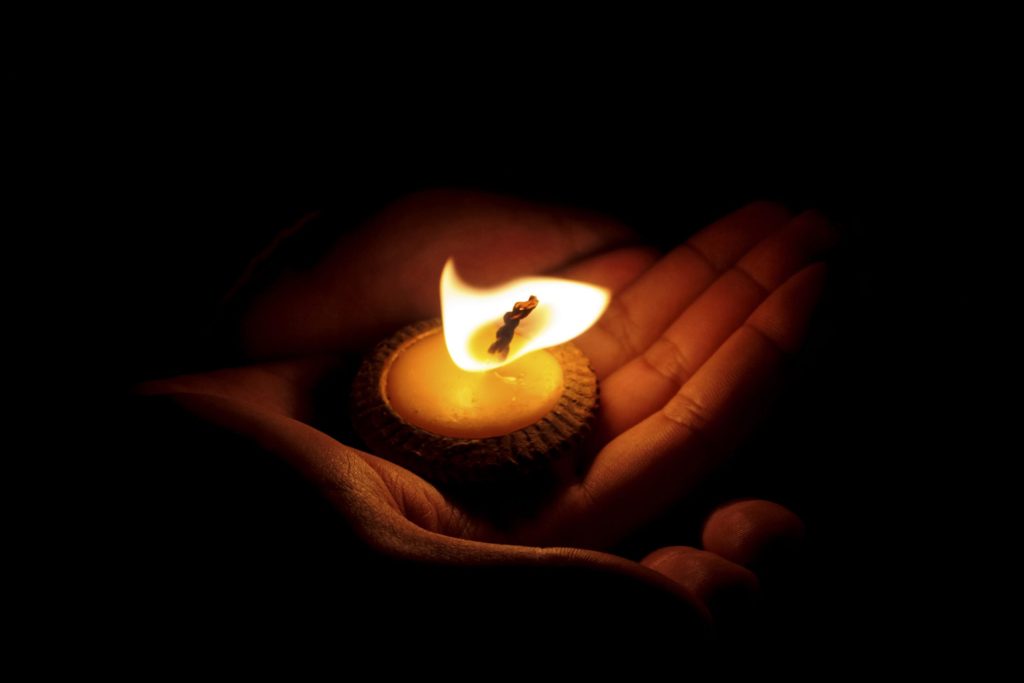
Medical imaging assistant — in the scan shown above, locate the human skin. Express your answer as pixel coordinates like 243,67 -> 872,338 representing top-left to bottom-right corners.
138,189 -> 834,635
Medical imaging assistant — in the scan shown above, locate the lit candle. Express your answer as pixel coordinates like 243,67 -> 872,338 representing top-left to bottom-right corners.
352,259 -> 610,485
386,329 -> 565,439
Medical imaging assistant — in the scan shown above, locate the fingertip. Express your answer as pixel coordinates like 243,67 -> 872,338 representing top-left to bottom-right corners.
747,262 -> 829,353
690,201 -> 794,266
557,245 -> 661,293
796,261 -> 830,298
642,546 -> 759,630
702,500 -> 805,571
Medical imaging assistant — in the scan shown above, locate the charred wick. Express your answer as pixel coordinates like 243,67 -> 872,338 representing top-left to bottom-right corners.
488,295 -> 539,360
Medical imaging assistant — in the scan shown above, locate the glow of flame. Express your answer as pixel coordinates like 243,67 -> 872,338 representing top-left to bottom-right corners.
440,258 -> 611,371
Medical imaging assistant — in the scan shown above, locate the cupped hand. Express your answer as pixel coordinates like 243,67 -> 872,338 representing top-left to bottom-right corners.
139,190 -> 834,632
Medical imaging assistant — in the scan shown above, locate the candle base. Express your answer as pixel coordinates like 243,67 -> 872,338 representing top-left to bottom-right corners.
351,319 -> 599,486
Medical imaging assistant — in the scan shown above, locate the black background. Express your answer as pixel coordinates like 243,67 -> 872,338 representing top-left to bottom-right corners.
41,70 -> 992,666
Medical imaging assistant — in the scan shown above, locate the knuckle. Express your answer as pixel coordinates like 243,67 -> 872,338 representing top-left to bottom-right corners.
598,303 -> 642,358
642,337 -> 694,386
662,392 -> 711,434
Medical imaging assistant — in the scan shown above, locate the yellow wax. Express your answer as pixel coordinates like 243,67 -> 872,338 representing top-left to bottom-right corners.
385,329 -> 564,439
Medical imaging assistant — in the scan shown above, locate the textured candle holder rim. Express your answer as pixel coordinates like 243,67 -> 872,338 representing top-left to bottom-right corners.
351,318 -> 598,486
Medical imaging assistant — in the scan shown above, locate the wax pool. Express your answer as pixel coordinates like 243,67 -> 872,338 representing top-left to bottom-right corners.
385,329 -> 564,439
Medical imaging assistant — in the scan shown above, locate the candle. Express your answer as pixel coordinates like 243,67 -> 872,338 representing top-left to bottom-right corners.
352,259 -> 610,485
387,329 -> 565,439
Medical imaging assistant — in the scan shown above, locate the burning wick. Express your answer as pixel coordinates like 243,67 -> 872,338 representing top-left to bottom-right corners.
488,295 -> 539,360
351,258 -> 610,485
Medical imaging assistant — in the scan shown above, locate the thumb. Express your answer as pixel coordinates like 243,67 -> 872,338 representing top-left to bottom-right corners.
123,391 -> 711,653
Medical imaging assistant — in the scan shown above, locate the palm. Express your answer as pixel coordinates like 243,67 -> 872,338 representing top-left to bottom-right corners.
146,191 -> 834,557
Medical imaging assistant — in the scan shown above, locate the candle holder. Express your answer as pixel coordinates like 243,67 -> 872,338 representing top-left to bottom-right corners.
351,319 -> 599,486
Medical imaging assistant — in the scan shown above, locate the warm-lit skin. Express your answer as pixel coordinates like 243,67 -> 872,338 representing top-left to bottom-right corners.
139,190 -> 834,633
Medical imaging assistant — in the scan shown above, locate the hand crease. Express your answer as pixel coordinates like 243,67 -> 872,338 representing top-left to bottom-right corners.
641,336 -> 696,387
681,241 -> 721,272
597,301 -> 644,359
729,263 -> 772,298
741,321 -> 791,357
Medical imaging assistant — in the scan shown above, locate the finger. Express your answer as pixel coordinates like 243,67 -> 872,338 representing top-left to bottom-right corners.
554,245 -> 660,294
576,201 -> 793,378
545,263 -> 827,548
702,499 -> 805,571
143,391 -> 710,641
642,546 -> 758,630
598,210 -> 836,437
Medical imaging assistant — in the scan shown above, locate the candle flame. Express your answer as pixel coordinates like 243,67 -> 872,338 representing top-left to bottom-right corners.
441,258 -> 611,371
